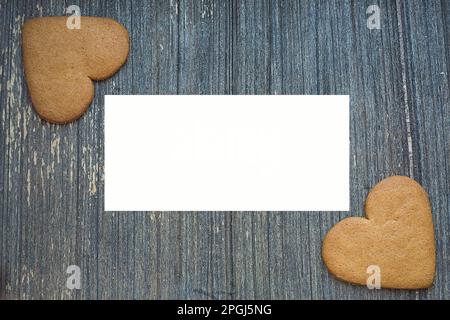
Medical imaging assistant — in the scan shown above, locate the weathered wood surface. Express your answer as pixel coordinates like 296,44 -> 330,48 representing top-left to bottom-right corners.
0,0 -> 448,299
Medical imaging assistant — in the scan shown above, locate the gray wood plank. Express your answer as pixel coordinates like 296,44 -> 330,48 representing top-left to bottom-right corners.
0,0 -> 448,300
229,0 -> 417,299
399,0 -> 450,299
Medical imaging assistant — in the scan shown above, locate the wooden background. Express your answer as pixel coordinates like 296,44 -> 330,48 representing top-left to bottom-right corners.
0,0 -> 449,300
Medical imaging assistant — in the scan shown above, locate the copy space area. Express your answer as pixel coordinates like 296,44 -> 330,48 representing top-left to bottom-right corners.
105,95 -> 349,211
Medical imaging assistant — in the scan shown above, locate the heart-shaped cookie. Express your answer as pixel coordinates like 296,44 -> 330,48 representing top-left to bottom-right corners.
22,17 -> 129,124
322,176 -> 435,289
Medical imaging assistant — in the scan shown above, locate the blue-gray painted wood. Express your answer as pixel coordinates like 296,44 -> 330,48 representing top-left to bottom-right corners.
0,0 -> 448,299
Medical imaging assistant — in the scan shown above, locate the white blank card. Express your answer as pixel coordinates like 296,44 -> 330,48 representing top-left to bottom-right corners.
105,95 -> 349,211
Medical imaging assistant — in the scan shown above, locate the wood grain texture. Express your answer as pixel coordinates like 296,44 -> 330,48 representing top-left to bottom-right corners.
0,0 -> 448,299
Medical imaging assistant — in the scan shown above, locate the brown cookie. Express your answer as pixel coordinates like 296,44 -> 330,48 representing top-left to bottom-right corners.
322,176 -> 435,289
22,16 -> 129,124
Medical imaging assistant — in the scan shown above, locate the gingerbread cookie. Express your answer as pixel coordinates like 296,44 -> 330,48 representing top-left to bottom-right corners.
322,176 -> 435,289
22,16 -> 129,124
